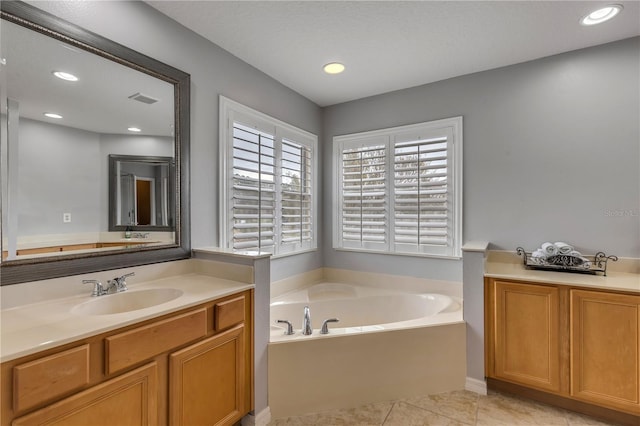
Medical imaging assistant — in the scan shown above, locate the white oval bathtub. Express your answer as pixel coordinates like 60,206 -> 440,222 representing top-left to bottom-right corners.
268,280 -> 466,419
269,282 -> 462,341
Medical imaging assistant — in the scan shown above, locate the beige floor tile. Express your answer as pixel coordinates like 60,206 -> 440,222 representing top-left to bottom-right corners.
383,401 -> 468,426
476,391 -> 569,426
564,410 -> 621,426
270,401 -> 394,426
268,416 -> 312,426
401,390 -> 478,424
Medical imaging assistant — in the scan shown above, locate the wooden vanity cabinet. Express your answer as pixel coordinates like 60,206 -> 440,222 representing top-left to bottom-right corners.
490,280 -> 561,392
485,278 -> 640,424
570,289 -> 640,413
1,289 -> 253,426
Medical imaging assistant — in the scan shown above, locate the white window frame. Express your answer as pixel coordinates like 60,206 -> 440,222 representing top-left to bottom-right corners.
333,117 -> 463,259
219,96 -> 318,257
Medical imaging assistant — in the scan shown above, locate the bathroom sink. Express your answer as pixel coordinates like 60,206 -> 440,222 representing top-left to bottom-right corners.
71,288 -> 183,315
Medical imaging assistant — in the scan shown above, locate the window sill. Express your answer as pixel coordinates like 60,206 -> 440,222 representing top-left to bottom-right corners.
332,247 -> 462,261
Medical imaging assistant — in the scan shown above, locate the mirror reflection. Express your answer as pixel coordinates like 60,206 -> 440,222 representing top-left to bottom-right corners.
1,13 -> 177,262
109,155 -> 175,230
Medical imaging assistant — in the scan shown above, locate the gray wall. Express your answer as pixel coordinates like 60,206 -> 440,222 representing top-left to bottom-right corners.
16,118 -> 172,236
324,37 -> 640,282
18,118 -> 101,236
28,0 -> 325,281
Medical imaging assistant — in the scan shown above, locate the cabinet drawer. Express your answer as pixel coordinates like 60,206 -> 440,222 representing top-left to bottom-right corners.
13,344 -> 90,412
106,309 -> 207,374
215,296 -> 245,331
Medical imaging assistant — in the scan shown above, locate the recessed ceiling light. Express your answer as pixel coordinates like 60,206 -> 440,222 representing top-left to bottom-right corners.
52,71 -> 79,82
323,62 -> 345,75
581,4 -> 622,26
44,112 -> 63,119
128,127 -> 142,132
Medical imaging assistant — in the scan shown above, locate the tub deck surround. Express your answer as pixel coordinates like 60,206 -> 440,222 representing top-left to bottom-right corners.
485,250 -> 640,293
0,259 -> 254,363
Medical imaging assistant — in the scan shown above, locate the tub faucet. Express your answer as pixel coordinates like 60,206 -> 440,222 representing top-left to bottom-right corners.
321,318 -> 340,334
276,320 -> 294,335
302,306 -> 312,335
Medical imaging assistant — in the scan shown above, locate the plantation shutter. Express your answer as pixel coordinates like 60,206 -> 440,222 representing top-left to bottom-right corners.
393,129 -> 453,255
280,139 -> 313,252
231,122 -> 276,252
334,117 -> 461,257
340,142 -> 388,250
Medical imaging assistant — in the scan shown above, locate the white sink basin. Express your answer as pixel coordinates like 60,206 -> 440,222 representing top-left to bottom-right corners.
71,288 -> 183,315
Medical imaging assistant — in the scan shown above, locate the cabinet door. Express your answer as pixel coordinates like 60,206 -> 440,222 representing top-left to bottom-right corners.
12,363 -> 157,426
492,280 -> 561,392
571,290 -> 640,414
170,325 -> 245,426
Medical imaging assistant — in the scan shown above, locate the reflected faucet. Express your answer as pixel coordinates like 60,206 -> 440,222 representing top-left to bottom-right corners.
302,306 -> 312,335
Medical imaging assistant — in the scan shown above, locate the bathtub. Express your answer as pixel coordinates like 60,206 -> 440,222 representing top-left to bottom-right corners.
270,283 -> 462,340
268,280 -> 466,419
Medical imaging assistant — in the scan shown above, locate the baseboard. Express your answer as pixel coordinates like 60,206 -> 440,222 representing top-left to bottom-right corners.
465,377 -> 487,395
241,407 -> 272,426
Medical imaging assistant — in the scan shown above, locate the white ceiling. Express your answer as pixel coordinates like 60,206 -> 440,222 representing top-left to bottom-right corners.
146,0 -> 640,107
3,17 -> 174,136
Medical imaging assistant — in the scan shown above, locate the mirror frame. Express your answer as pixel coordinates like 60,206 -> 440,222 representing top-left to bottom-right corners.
1,1 -> 191,285
108,155 -> 176,232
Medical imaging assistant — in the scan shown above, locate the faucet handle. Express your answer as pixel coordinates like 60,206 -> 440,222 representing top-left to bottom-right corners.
113,272 -> 135,292
82,279 -> 104,297
276,320 -> 295,335
320,318 -> 340,334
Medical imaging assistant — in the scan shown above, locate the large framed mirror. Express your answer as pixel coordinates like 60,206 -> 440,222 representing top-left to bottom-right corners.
1,1 -> 191,285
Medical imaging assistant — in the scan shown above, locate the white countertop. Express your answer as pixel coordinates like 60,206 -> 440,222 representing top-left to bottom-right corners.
1,274 -> 253,363
485,252 -> 640,294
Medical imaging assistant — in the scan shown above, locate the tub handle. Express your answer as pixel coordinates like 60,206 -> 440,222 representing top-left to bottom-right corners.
320,318 -> 340,334
276,319 -> 295,335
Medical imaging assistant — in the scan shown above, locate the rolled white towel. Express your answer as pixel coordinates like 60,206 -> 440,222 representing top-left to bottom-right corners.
532,249 -> 547,259
554,242 -> 574,255
541,242 -> 558,256
569,250 -> 582,258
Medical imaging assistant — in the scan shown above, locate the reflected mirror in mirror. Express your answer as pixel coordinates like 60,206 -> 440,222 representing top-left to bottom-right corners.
0,1 -> 190,285
109,155 -> 175,230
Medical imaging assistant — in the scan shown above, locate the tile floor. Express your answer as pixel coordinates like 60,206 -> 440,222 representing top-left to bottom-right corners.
268,390 -> 621,425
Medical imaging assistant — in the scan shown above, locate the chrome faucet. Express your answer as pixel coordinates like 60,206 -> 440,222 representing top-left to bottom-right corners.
320,318 -> 340,334
82,279 -> 106,297
302,306 -> 312,335
276,319 -> 295,335
107,272 -> 135,293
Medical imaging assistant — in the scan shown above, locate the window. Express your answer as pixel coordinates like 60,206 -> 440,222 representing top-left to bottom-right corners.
333,117 -> 462,258
220,97 -> 317,256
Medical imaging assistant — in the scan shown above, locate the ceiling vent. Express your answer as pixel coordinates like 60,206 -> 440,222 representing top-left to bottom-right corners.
128,92 -> 159,104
